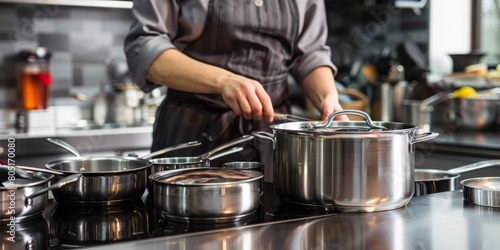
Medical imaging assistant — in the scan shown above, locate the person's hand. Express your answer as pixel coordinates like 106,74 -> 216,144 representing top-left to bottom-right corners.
319,93 -> 349,121
219,74 -> 274,122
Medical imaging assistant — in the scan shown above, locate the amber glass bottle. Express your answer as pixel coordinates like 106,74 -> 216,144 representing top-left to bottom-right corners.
18,48 -> 52,110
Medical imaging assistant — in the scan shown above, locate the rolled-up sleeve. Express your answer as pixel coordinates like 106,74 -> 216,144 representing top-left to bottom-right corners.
124,0 -> 180,92
291,0 -> 337,84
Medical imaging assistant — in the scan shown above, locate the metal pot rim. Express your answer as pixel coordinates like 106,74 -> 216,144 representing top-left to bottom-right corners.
150,157 -> 207,165
150,168 -> 263,186
45,156 -> 152,175
0,172 -> 53,190
270,121 -> 417,134
461,177 -> 500,191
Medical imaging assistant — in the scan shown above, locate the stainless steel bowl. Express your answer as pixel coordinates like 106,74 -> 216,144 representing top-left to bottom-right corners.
149,168 -> 263,223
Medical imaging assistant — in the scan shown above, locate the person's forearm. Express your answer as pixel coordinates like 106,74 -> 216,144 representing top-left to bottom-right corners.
301,66 -> 347,120
301,66 -> 336,109
147,49 -> 230,94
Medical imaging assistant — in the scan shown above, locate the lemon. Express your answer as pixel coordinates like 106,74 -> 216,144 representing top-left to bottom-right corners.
452,86 -> 477,98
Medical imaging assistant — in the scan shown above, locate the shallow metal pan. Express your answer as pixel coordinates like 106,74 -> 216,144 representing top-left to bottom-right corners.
461,177 -> 500,207
414,160 -> 500,196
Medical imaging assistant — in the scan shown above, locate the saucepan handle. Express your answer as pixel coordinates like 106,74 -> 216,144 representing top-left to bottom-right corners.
409,132 -> 439,152
251,131 -> 275,149
25,174 -> 82,206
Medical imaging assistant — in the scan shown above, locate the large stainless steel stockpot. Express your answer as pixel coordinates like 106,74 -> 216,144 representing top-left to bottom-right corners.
46,157 -> 151,205
0,169 -> 54,222
253,110 -> 439,212
149,168 -> 262,223
414,160 -> 500,196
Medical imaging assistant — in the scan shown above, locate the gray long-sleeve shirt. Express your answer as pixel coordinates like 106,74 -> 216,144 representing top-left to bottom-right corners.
124,0 -> 336,93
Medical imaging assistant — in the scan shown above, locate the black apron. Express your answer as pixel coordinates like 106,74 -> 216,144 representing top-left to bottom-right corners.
152,0 -> 299,181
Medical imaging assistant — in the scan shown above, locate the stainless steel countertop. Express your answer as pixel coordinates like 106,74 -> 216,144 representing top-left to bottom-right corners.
84,191 -> 500,250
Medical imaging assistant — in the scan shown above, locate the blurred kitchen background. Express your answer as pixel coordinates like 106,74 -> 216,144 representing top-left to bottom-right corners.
0,0 -> 499,180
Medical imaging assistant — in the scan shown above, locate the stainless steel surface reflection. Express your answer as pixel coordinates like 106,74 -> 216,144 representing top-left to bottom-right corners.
85,191 -> 500,250
0,216 -> 49,249
49,201 -> 150,248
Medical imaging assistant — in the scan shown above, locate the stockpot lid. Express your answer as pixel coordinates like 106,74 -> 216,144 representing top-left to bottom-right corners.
150,168 -> 263,186
270,110 -> 417,134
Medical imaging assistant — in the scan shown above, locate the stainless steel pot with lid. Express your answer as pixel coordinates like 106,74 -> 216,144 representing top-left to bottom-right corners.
253,110 -> 439,212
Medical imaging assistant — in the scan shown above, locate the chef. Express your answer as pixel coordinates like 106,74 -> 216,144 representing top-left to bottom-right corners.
124,0 -> 347,179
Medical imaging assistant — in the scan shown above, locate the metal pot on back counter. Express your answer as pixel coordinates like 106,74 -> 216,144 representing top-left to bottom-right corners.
253,110 -> 439,212
399,87 -> 500,132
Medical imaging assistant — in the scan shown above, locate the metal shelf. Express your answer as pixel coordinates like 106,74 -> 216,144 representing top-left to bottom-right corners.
0,0 -> 132,9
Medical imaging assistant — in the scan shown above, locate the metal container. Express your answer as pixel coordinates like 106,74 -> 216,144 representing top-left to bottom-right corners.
414,160 -> 500,196
462,177 -> 500,207
444,95 -> 500,131
148,135 -> 254,189
0,171 -> 53,222
149,168 -> 263,223
46,157 -> 151,205
222,161 -> 265,174
400,100 -> 433,131
253,110 -> 439,212
221,162 -> 265,196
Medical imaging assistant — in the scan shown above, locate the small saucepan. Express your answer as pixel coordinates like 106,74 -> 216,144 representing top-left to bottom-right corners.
149,134 -> 255,179
43,139 -> 201,205
461,177 -> 500,207
149,168 -> 263,223
414,160 -> 500,196
0,166 -> 81,222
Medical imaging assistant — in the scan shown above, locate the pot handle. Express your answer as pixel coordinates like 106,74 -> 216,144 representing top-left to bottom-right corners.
25,174 -> 82,206
140,141 -> 202,159
447,160 -> 500,174
198,134 -> 254,159
251,131 -> 275,149
409,132 -> 439,152
207,147 -> 244,160
314,110 -> 387,130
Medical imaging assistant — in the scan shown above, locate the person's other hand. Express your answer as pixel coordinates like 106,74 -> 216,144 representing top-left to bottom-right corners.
219,74 -> 274,122
319,93 -> 349,121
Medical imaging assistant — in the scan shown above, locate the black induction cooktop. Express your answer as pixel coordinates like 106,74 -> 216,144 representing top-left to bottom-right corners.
2,183 -> 335,249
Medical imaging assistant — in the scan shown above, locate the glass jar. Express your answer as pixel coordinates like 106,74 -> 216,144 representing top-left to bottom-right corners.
18,47 -> 52,110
